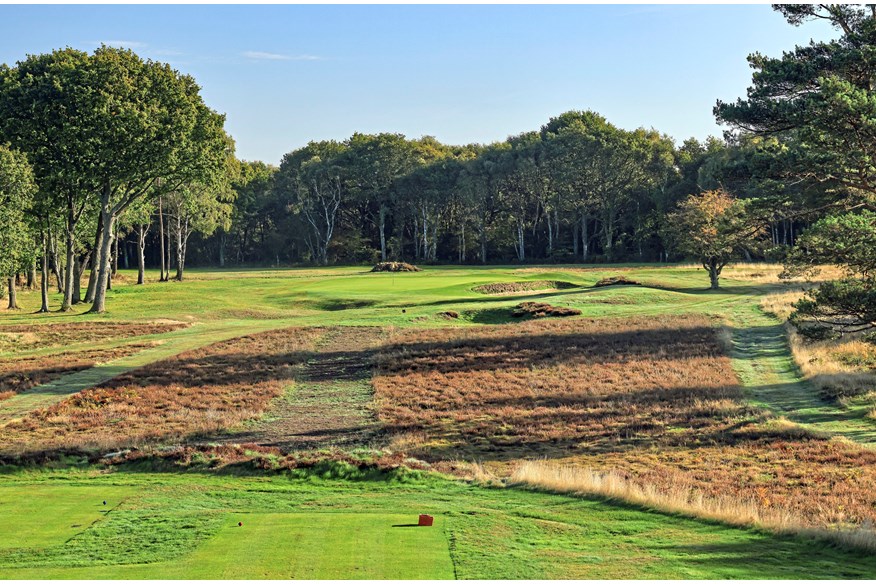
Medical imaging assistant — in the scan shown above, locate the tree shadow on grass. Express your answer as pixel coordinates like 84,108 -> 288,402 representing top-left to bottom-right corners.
650,539 -> 876,579
10,318 -> 876,464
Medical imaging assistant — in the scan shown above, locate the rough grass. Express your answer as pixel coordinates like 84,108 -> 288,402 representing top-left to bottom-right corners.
472,280 -> 578,294
0,327 -> 326,455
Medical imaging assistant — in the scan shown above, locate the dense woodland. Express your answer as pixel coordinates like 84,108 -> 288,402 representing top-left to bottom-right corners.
1,4 -> 876,331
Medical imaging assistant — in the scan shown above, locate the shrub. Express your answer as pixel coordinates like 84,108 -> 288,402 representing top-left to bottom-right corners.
511,302 -> 581,318
371,262 -> 421,272
593,276 -> 641,287
472,280 -> 578,295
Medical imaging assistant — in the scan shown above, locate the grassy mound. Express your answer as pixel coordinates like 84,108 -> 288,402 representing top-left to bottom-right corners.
511,302 -> 581,318
473,280 -> 578,295
593,275 -> 641,287
371,262 -> 421,272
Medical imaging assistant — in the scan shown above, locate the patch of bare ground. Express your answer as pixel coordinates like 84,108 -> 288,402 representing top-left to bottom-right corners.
226,326 -> 386,450
0,321 -> 189,354
373,315 -> 876,530
0,344 -> 154,401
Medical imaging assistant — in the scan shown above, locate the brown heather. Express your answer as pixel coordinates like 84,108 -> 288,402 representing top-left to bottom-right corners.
374,315 -> 876,529
0,321 -> 189,353
0,344 -> 153,400
0,327 -> 325,454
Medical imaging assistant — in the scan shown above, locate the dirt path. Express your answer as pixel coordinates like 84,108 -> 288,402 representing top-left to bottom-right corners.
224,326 -> 386,450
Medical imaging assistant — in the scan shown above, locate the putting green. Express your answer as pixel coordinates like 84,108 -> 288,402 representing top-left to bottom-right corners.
0,485 -> 134,549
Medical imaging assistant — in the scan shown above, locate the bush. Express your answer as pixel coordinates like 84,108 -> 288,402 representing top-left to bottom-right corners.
473,280 -> 578,295
594,276 -> 642,287
371,262 -> 421,273
511,302 -> 581,319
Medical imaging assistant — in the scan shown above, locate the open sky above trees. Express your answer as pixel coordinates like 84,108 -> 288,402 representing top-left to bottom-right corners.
0,4 -> 835,163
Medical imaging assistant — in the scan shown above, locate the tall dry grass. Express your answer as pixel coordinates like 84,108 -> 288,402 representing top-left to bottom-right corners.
725,263 -> 847,284
511,460 -> 876,553
761,291 -> 876,405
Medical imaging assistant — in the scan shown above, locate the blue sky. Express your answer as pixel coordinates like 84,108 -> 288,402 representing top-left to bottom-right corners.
0,4 -> 835,164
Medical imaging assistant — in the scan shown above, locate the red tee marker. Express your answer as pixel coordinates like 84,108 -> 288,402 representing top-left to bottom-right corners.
418,514 -> 433,527
238,522 -> 243,527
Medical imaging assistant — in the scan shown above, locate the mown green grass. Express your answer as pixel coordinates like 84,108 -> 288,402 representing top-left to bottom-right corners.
1,265 -> 741,327
2,467 -> 876,579
4,263 -> 876,578
0,484 -> 135,549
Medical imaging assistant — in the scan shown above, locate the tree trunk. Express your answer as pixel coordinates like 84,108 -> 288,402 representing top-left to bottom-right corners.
459,224 -> 465,263
516,220 -> 525,261
479,215 -> 487,264
175,216 -> 185,281
84,220 -> 103,303
72,255 -> 82,304
39,234 -> 49,313
165,211 -> 172,278
603,209 -> 615,262
572,219 -> 579,257
706,259 -> 722,290
47,230 -> 63,294
218,232 -> 226,268
26,262 -> 35,289
112,227 -> 119,276
159,197 -> 167,282
60,229 -> 76,311
546,214 -> 553,257
137,225 -> 146,285
6,277 -> 17,310
581,215 -> 589,261
88,197 -> 116,314
379,205 -> 387,262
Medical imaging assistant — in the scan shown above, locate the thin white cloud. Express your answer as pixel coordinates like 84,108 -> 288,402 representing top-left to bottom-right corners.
96,40 -> 147,48
243,51 -> 322,61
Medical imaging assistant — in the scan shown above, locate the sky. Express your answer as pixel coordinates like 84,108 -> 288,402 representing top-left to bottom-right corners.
0,4 -> 837,164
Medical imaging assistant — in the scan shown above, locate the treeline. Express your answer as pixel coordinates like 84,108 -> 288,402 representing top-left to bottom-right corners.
3,4 -> 876,328
203,116 -> 735,267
